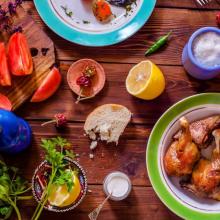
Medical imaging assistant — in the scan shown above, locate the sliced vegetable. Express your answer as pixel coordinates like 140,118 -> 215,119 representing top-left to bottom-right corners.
8,32 -> 33,76
145,31 -> 172,56
0,93 -> 12,111
92,0 -> 112,22
0,42 -> 11,86
30,67 -> 62,102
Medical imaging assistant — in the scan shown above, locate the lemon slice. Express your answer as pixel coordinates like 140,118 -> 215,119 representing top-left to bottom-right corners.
126,60 -> 165,100
48,172 -> 81,207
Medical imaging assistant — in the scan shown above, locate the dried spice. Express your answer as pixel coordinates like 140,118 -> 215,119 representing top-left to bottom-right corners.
107,0 -> 135,7
41,113 -> 67,128
61,5 -> 73,18
75,65 -> 97,103
0,0 -> 23,33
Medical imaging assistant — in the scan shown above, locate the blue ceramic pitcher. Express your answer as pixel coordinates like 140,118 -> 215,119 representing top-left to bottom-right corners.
0,110 -> 32,154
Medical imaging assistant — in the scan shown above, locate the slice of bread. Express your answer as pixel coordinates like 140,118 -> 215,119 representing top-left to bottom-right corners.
84,104 -> 132,145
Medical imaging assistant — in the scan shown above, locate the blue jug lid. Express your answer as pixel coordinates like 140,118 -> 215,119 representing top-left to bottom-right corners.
0,109 -> 19,147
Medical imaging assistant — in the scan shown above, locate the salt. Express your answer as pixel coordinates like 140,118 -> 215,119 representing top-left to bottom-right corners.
193,31 -> 220,67
103,171 -> 132,201
107,176 -> 129,197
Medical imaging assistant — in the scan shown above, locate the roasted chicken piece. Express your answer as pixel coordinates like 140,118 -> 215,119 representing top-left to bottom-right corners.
174,115 -> 220,148
181,129 -> 220,200
164,117 -> 200,176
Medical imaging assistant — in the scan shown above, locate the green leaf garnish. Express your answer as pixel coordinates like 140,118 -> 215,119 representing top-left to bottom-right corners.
31,137 -> 77,220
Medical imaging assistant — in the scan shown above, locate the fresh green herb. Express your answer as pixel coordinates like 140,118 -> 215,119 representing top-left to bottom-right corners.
0,159 -> 32,220
83,20 -> 90,24
31,137 -> 76,220
125,4 -> 132,17
54,169 -> 74,192
61,5 -> 73,18
145,31 -> 172,56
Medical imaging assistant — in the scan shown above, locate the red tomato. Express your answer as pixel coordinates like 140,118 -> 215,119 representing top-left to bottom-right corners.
0,42 -> 11,86
31,67 -> 62,102
8,32 -> 33,76
0,93 -> 12,111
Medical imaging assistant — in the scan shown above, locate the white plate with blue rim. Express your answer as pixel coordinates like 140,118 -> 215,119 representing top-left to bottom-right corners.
34,0 -> 156,46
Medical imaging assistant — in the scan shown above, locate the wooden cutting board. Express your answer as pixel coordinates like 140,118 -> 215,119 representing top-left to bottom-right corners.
0,4 -> 55,110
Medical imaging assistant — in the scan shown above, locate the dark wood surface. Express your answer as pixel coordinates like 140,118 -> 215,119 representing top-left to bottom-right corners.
4,0 -> 220,219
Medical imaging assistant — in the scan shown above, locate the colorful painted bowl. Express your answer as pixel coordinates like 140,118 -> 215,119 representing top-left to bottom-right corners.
147,93 -> 220,220
32,158 -> 87,212
182,27 -> 220,80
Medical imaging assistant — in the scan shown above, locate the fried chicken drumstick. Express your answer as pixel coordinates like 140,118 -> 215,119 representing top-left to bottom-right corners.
164,117 -> 200,176
181,129 -> 220,200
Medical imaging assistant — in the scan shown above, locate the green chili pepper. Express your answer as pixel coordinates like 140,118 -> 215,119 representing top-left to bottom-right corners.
145,31 -> 172,56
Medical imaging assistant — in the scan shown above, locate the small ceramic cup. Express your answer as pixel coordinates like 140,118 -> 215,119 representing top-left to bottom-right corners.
182,27 -> 220,80
103,171 -> 132,201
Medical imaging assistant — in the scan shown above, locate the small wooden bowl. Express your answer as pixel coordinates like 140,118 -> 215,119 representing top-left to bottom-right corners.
32,157 -> 87,212
67,59 -> 106,98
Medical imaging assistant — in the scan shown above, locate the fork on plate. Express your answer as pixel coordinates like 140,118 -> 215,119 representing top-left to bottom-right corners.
196,0 -> 212,6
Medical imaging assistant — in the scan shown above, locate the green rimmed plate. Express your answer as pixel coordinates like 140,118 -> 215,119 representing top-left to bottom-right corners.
146,93 -> 220,220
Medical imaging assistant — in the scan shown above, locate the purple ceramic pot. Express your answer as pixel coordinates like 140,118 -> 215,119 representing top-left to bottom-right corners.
182,27 -> 220,80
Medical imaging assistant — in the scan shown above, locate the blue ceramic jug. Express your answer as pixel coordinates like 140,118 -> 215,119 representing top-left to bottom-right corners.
0,109 -> 32,154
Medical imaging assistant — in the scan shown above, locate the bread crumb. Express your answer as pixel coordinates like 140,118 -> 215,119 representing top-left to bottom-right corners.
90,141 -> 98,150
88,130 -> 96,140
89,153 -> 94,159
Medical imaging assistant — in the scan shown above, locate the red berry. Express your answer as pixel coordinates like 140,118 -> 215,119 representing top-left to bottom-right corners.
216,12 -> 220,27
76,76 -> 91,87
54,113 -> 67,127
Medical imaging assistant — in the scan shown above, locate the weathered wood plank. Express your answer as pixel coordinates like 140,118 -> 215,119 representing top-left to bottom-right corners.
4,121 -> 151,186
157,0 -> 220,9
10,185 -> 181,220
22,2 -> 219,65
16,62 -> 220,124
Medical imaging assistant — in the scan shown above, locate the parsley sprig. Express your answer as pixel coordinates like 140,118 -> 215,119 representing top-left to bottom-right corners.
0,159 -> 32,220
31,137 -> 76,220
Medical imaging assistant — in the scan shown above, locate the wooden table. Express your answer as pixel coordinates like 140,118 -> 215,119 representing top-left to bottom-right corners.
5,0 -> 220,219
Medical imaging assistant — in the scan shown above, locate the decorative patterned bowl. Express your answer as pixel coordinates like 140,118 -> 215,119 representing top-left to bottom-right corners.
32,157 -> 87,212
